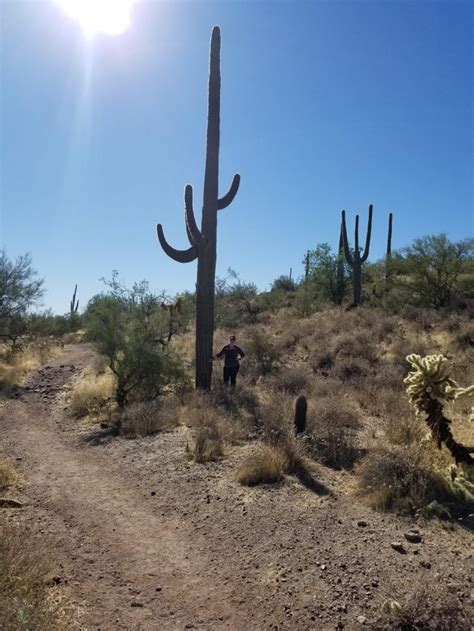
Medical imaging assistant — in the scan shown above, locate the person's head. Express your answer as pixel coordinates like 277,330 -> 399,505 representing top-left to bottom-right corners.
229,335 -> 236,346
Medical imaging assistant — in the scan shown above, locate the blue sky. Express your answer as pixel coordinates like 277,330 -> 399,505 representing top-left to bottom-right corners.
1,0 -> 472,313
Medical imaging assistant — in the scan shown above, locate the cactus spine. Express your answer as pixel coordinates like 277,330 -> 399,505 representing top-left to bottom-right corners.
341,205 -> 373,306
156,27 -> 240,389
70,284 -> 79,315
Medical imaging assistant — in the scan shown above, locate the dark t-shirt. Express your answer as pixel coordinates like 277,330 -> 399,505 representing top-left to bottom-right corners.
216,344 -> 245,367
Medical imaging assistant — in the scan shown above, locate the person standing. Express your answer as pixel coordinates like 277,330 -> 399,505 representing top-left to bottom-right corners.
215,335 -> 245,387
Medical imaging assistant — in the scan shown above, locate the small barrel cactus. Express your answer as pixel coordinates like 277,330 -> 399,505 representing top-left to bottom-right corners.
294,395 -> 308,434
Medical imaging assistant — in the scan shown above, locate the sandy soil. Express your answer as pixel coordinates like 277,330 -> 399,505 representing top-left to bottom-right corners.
1,344 -> 472,630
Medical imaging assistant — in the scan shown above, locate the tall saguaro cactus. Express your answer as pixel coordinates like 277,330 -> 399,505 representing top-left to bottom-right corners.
341,205 -> 373,306
156,27 -> 240,389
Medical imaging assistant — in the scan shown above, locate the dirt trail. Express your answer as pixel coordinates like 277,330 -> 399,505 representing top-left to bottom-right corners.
1,345 -> 472,630
1,345 -> 246,630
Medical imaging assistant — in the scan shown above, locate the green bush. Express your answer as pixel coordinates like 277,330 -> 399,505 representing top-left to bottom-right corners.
85,274 -> 186,409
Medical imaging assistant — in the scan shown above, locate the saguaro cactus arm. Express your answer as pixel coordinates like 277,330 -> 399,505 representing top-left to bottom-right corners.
341,210 -> 354,266
184,185 -> 205,246
360,204 -> 373,263
156,224 -> 198,263
217,174 -> 241,209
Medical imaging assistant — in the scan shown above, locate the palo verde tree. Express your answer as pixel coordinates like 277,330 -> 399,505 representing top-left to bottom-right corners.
341,205 -> 373,306
0,251 -> 44,346
85,274 -> 185,409
401,234 -> 473,309
156,26 -> 240,390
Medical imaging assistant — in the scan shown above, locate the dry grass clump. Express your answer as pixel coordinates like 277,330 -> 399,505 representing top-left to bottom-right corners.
119,399 -> 179,437
236,434 -> 307,486
306,395 -> 362,469
236,444 -> 285,485
191,420 -> 224,463
0,458 -> 19,493
69,369 -> 115,419
0,339 -> 62,396
374,586 -> 471,630
356,444 -> 473,515
0,521 -> 79,630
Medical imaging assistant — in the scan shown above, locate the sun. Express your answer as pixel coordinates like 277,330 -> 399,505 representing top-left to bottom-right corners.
55,0 -> 136,36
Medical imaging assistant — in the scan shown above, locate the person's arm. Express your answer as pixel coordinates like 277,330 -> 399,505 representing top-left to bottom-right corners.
236,346 -> 245,359
215,346 -> 226,359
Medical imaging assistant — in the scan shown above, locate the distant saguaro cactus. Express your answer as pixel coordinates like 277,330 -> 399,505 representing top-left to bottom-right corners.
335,224 -> 345,305
341,205 -> 373,306
294,395 -> 308,434
156,27 -> 240,390
304,251 -> 310,280
385,212 -> 393,280
70,284 -> 79,315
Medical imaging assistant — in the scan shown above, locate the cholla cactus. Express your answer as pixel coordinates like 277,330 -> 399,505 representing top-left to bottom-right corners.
404,354 -> 474,465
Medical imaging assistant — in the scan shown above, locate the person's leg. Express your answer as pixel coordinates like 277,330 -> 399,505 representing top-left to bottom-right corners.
230,365 -> 239,387
223,366 -> 230,385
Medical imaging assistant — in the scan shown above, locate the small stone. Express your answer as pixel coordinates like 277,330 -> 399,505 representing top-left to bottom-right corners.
356,520 -> 368,527
420,560 -> 431,569
0,498 -> 23,508
404,531 -> 422,543
391,542 -> 406,554
130,601 -> 144,608
357,616 -> 367,625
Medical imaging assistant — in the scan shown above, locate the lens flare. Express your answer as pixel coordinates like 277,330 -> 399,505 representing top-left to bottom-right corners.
55,0 -> 136,36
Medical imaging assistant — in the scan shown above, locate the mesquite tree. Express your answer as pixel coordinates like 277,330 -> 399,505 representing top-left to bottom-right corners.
341,205 -> 373,306
156,27 -> 240,389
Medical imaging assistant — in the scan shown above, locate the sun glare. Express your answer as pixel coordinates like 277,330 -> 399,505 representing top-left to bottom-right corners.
55,0 -> 136,36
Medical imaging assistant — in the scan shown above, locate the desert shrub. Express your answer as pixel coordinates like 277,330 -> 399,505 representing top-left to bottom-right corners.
244,327 -> 280,376
389,337 -> 430,378
258,392 -> 294,441
455,323 -> 474,350
331,331 -> 378,363
0,521 -> 78,630
0,252 -> 44,345
378,390 -> 425,445
271,275 -> 297,293
356,445 -> 473,515
400,234 -> 474,309
69,370 -> 115,419
236,444 -> 285,486
210,384 -> 260,423
191,420 -> 224,463
333,355 -> 372,382
85,274 -> 186,408
374,586 -> 471,630
119,399 -> 179,437
309,350 -> 334,373
267,364 -> 312,394
306,396 -> 362,469
0,458 -> 18,492
0,338 -> 62,396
